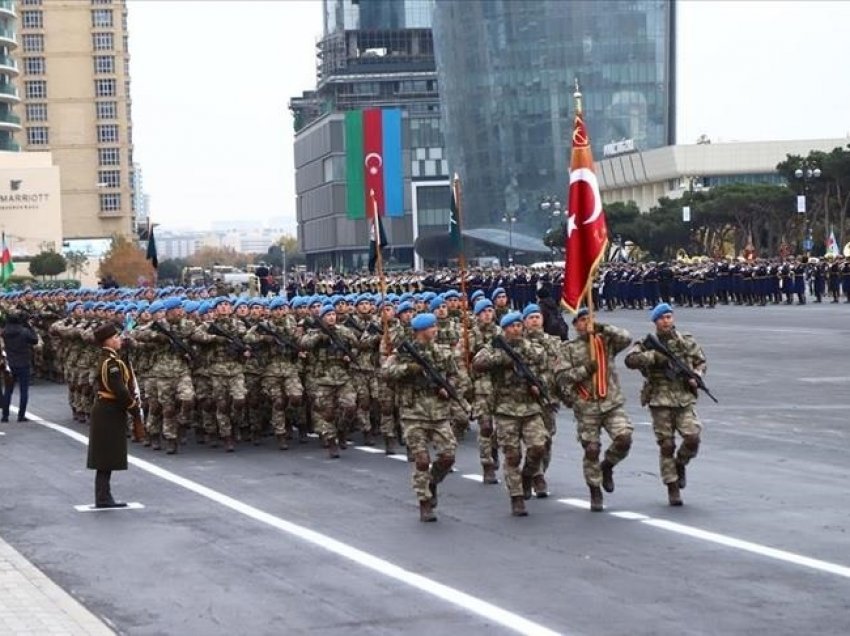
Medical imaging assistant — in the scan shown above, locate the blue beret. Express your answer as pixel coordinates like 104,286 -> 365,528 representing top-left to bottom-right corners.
269,297 -> 288,310
650,302 -> 674,323
319,304 -> 335,318
411,312 -> 437,331
183,301 -> 199,314
356,294 -> 372,306
421,292 -> 436,301
491,287 -> 507,300
387,293 -> 399,302
331,295 -> 344,305
400,292 -> 414,302
499,311 -> 523,329
429,294 -> 446,312
197,301 -> 211,316
308,296 -> 323,307
148,301 -> 164,314
444,290 -> 461,299
572,307 -> 590,323
344,294 -> 357,303
162,297 -> 182,311
470,290 -> 485,302
473,299 -> 494,315
396,301 -> 414,314
522,303 -> 541,319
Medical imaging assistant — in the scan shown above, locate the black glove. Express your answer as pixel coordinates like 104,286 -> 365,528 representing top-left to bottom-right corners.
584,360 -> 598,375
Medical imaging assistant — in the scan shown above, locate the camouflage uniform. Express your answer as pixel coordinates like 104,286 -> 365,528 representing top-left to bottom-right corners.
559,323 -> 634,505
625,328 -> 706,503
436,316 -> 469,440
190,317 -> 218,444
190,316 -> 248,449
299,321 -> 359,455
525,327 -> 564,486
360,315 -> 400,451
240,317 -> 267,442
473,335 -> 551,513
469,320 -> 500,479
382,339 -> 461,519
127,320 -> 157,442
133,318 -> 195,448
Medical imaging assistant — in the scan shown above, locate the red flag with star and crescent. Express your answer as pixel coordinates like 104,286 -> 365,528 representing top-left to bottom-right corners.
562,96 -> 608,313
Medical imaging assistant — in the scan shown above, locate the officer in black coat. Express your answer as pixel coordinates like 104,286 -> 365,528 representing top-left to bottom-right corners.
87,323 -> 135,508
1,311 -> 38,422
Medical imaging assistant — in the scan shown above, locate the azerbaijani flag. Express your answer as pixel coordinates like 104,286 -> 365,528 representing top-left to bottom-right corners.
345,108 -> 403,219
0,232 -> 13,286
826,227 -> 840,257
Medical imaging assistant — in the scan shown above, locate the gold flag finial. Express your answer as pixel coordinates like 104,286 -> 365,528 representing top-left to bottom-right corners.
573,78 -> 583,114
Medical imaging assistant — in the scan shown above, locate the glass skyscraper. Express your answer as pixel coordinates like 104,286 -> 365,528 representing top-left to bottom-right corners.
432,0 -> 676,232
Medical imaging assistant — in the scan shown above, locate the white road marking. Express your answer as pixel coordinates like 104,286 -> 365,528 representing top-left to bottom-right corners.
354,446 -> 384,454
798,376 -> 850,384
0,431 -> 5,436
75,502 -> 145,512
558,498 -> 850,580
462,474 -> 483,482
307,433 -> 319,438
387,454 -> 409,462
31,412 -> 563,636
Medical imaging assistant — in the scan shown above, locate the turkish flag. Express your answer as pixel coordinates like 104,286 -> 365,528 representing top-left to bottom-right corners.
363,108 -> 385,219
562,109 -> 608,312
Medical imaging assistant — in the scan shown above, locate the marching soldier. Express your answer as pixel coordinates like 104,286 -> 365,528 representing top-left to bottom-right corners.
625,303 -> 707,506
469,299 -> 500,484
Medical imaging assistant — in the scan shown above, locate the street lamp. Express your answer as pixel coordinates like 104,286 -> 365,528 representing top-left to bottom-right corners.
794,166 -> 822,256
501,212 -> 517,265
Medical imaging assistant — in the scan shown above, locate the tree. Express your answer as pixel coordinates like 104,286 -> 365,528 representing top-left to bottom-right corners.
64,250 -> 89,280
266,234 -> 305,271
188,246 -> 246,268
157,257 -> 188,283
28,250 -> 67,279
98,234 -> 154,286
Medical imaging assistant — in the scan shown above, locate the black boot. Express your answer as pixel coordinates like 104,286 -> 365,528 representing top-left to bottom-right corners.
94,470 -> 126,508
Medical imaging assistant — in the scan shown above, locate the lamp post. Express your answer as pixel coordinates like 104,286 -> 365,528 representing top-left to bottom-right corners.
541,195 -> 563,258
794,166 -> 821,256
501,212 -> 517,265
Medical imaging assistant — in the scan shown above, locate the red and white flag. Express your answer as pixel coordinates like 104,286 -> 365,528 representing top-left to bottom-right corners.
562,91 -> 608,312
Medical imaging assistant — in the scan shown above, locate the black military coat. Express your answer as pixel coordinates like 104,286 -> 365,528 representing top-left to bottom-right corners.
87,347 -> 134,471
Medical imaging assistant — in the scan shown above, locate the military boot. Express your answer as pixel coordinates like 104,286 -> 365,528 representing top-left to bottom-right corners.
521,475 -> 533,500
384,435 -> 397,455
276,434 -> 289,451
667,482 -> 683,506
676,462 -> 687,489
224,436 -> 235,453
337,430 -> 348,450
532,475 -> 549,498
482,465 -> 498,484
362,430 -> 375,447
327,438 -> 340,459
600,460 -> 615,493
143,434 -> 152,448
195,430 -> 206,445
150,435 -> 162,451
511,496 -> 528,517
165,438 -> 178,455
589,485 -> 604,512
419,500 -> 437,522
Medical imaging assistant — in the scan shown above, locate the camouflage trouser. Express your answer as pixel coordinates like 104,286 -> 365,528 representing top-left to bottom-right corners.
496,413 -> 550,498
402,418 -> 457,502
534,407 -> 559,478
193,374 -> 216,435
650,406 -> 702,484
244,372 -> 266,435
450,402 -> 470,440
72,366 -> 96,416
377,382 -> 398,440
210,373 -> 246,439
575,406 -> 634,487
262,373 -> 303,436
474,394 -> 497,468
310,384 -> 357,443
146,374 -> 195,440
352,372 -> 373,434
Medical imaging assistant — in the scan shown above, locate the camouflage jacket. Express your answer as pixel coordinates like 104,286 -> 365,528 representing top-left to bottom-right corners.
559,324 -> 632,414
472,335 -> 549,417
382,340 -> 461,421
436,316 -> 460,347
244,318 -> 300,378
624,328 -> 706,408
299,323 -> 359,387
134,318 -> 195,378
526,328 -> 567,401
469,321 -> 500,394
189,317 -> 247,376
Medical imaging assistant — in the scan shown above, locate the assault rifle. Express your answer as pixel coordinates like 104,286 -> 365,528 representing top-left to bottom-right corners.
398,340 -> 469,414
343,315 -> 364,337
491,335 -> 550,406
208,322 -> 252,357
642,333 -> 718,403
313,318 -> 356,360
151,320 -> 195,363
255,321 -> 299,353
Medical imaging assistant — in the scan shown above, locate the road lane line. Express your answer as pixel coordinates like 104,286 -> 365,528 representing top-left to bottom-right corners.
30,413 -> 564,636
386,454 -> 409,462
462,474 -> 483,482
353,446 -> 384,454
557,498 -> 850,580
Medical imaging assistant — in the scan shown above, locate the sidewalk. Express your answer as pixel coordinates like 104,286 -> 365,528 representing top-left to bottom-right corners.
0,535 -> 113,635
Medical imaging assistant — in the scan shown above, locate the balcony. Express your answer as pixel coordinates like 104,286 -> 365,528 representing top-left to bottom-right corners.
0,83 -> 18,103
0,28 -> 15,50
0,138 -> 19,152
0,0 -> 14,19
0,110 -> 20,131
0,55 -> 18,76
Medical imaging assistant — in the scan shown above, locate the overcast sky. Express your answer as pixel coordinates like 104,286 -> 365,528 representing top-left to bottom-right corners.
128,0 -> 850,235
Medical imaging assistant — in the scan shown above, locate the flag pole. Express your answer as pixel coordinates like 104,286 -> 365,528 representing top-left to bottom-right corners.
370,190 -> 391,356
453,174 -> 472,371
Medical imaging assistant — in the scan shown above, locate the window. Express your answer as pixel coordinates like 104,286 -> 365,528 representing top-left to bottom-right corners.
97,124 -> 118,143
99,193 -> 121,213
98,170 -> 120,188
92,0 -> 113,4
21,0 -> 43,5
92,32 -> 114,51
92,9 -> 113,27
25,80 -> 47,99
25,103 -> 47,122
98,147 -> 120,166
93,55 -> 114,74
24,57 -> 45,75
26,127 -> 49,146
22,34 -> 44,52
96,101 -> 117,119
21,10 -> 43,29
94,78 -> 115,97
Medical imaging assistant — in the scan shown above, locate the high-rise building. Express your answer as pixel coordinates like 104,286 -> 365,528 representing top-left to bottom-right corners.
13,0 -> 135,239
0,1 -> 21,151
432,0 -> 676,232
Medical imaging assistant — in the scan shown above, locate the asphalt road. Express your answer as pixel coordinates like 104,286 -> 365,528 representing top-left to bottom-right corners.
1,303 -> 849,635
